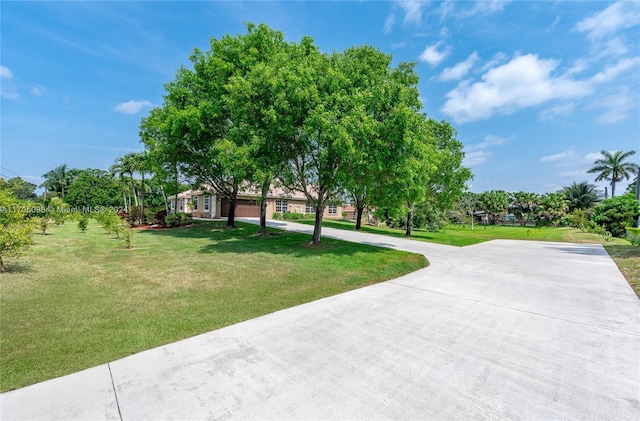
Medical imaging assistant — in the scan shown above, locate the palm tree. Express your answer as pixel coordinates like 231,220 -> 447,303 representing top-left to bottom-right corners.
41,164 -> 77,199
127,151 -> 153,225
561,181 -> 600,211
587,150 -> 638,197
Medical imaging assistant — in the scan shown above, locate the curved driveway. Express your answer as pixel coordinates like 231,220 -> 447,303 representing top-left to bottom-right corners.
2,219 -> 639,420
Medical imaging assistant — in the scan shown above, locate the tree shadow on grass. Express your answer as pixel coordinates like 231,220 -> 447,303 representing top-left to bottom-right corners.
137,220 -> 395,258
1,262 -> 34,274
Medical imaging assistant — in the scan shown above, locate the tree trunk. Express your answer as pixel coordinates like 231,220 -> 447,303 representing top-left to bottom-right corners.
355,204 -> 364,230
312,203 -> 324,245
174,162 -> 179,214
258,179 -> 270,236
161,185 -> 168,214
140,173 -> 145,226
226,195 -> 236,228
611,182 -> 616,198
405,206 -> 413,236
0,256 -> 5,273
471,211 -> 474,230
122,191 -> 127,212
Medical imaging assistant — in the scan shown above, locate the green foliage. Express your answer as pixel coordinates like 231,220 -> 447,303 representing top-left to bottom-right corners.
41,164 -> 80,199
592,194 -> 640,238
479,190 -> 510,224
272,212 -> 283,220
78,216 -> 89,232
121,227 -> 134,248
561,181 -> 600,211
536,193 -> 568,226
566,209 -> 591,230
165,213 -> 193,228
1,177 -> 38,201
94,209 -> 122,234
65,169 -> 122,209
282,212 -> 314,220
36,217 -> 50,235
0,190 -> 34,271
625,227 -> 640,246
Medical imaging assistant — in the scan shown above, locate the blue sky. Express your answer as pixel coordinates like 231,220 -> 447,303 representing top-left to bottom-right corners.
1,1 -> 639,195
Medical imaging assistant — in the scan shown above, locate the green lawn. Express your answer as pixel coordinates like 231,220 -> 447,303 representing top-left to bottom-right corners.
0,220 -> 426,392
300,219 -> 629,246
604,244 -> 640,299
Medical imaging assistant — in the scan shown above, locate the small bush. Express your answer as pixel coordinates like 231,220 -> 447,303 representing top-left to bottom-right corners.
155,210 -> 167,226
272,212 -> 283,220
626,227 -> 640,246
592,194 -> 640,238
78,216 -> 89,232
165,213 -> 192,228
36,217 -> 49,235
121,227 -> 134,248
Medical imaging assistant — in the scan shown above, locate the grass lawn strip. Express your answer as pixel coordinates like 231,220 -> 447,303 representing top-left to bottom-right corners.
0,220 -> 426,392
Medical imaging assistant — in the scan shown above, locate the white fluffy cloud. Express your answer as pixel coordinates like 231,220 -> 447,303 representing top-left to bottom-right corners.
439,52 -> 479,81
442,54 -> 592,123
589,56 -> 640,84
419,41 -> 451,67
463,134 -> 511,167
595,87 -> 634,124
0,65 -> 13,78
575,1 -> 640,40
114,100 -> 154,114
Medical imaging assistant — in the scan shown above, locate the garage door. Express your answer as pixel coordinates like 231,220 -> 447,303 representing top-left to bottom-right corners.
220,198 -> 260,218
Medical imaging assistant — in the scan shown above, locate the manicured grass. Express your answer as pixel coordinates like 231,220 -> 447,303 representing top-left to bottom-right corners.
299,219 -> 628,246
0,220 -> 426,392
604,244 -> 640,299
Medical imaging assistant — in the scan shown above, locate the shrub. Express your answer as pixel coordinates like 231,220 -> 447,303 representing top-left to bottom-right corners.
272,212 -> 283,220
78,216 -> 89,232
283,211 -> 305,220
626,227 -> 640,246
36,217 -> 49,235
567,209 -> 591,231
592,194 -> 640,238
155,210 -> 167,226
121,227 -> 134,248
165,213 -> 192,228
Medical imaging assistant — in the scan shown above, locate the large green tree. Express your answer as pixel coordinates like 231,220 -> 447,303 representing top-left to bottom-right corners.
142,24 -> 286,228
587,150 -> 638,197
592,194 -> 640,237
510,191 -> 539,225
1,177 -> 37,201
65,169 -> 122,209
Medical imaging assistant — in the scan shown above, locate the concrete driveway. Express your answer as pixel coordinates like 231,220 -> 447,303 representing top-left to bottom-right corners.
2,219 -> 639,420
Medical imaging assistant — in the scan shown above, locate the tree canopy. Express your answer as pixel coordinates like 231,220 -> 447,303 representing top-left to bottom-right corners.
587,150 -> 638,197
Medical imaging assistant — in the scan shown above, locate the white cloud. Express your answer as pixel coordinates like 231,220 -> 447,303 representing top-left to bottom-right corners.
539,102 -> 575,121
114,100 -> 154,114
442,54 -> 592,123
575,1 -> 640,40
30,85 -> 46,96
463,150 -> 491,167
383,13 -> 395,34
463,134 -> 511,167
541,149 -> 577,163
397,0 -> 425,25
439,52 -> 479,81
480,52 -> 508,71
584,152 -> 604,162
589,56 -> 640,84
595,87 -> 634,124
460,0 -> 511,17
419,41 -> 451,67
0,66 -> 13,78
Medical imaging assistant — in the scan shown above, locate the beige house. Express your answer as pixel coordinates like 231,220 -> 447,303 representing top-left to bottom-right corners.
168,185 -> 345,220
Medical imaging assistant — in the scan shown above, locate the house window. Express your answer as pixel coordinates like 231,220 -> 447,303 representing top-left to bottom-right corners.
276,200 -> 288,213
204,196 -> 210,211
171,199 -> 175,212
306,203 -> 315,213
193,196 -> 198,210
179,199 -> 184,211
328,204 -> 338,215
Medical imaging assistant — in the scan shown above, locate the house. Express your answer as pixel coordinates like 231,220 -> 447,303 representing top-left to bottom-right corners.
168,184 -> 345,220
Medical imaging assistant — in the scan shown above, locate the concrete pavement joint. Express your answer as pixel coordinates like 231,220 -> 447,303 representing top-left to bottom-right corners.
388,280 -> 640,338
108,363 -> 123,421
